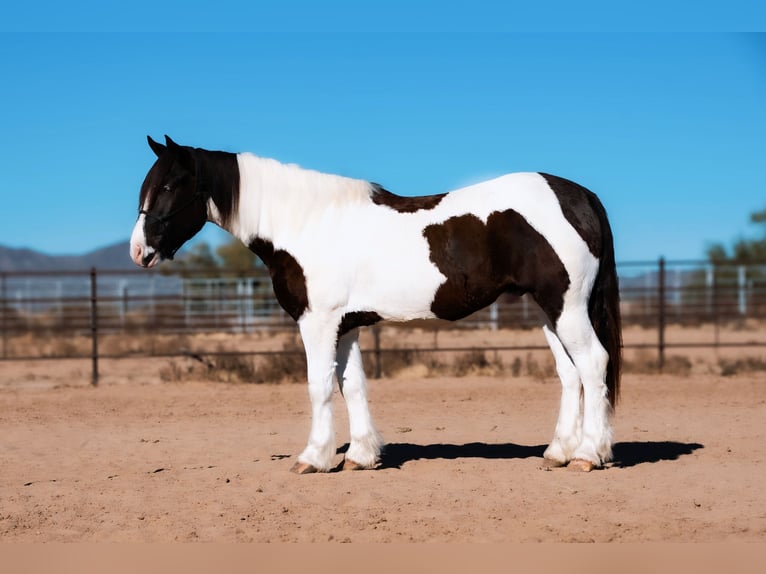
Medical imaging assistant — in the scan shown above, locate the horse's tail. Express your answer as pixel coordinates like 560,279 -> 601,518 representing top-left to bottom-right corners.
587,194 -> 622,408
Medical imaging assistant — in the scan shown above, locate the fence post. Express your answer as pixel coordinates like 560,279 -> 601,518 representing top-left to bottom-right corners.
90,268 -> 99,387
372,325 -> 382,379
705,263 -> 715,317
1,273 -> 6,359
658,257 -> 666,372
738,265 -> 746,316
489,301 -> 498,331
712,263 -> 720,347
121,284 -> 129,329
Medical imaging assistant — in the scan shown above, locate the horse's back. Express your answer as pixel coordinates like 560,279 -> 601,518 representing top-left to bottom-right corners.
288,171 -> 606,323
436,172 -> 602,265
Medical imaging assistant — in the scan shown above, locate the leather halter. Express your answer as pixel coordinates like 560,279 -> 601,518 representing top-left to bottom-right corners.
137,155 -> 207,259
139,154 -> 207,227
139,189 -> 204,227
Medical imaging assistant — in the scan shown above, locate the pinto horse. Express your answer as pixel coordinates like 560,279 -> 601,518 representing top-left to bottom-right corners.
130,136 -> 621,474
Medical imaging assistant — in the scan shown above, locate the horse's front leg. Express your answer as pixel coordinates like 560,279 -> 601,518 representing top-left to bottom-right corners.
336,329 -> 384,470
291,312 -> 341,474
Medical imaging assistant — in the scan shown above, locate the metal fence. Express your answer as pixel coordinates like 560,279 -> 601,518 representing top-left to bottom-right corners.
2,258 -> 766,384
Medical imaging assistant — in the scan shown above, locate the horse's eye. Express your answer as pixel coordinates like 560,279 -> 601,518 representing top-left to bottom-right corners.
161,184 -> 171,193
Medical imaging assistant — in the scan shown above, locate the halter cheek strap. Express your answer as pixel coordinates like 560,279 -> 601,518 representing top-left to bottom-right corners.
139,190 -> 204,227
137,155 -> 208,259
138,152 -> 208,227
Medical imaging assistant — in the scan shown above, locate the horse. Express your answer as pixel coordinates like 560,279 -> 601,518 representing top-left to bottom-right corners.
130,135 -> 622,474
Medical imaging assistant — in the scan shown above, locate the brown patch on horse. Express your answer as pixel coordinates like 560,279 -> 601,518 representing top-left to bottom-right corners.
370,183 -> 446,213
248,238 -> 309,321
540,173 -> 602,258
338,311 -> 383,339
423,210 -> 570,325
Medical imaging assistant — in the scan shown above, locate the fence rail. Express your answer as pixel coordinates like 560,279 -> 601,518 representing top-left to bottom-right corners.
2,258 -> 766,384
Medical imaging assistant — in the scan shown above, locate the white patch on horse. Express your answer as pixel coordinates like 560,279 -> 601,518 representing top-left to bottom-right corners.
232,154 -> 445,320
129,213 -> 158,268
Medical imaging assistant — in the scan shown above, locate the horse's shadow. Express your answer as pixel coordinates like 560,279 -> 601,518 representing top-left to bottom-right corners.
610,441 -> 704,468
337,440 -> 704,469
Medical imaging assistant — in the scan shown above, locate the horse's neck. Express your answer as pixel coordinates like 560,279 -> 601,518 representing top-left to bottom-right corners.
228,153 -> 372,244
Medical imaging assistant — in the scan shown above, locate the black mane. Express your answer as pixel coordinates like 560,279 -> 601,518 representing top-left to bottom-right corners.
191,147 -> 240,228
369,183 -> 445,213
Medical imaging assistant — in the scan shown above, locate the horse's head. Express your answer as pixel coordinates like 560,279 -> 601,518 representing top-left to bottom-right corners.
130,135 -> 208,267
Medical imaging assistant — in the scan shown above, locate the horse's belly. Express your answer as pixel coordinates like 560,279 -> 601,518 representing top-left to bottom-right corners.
350,253 -> 447,321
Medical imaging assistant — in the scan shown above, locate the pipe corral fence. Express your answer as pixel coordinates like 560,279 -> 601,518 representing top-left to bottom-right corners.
2,258 -> 766,385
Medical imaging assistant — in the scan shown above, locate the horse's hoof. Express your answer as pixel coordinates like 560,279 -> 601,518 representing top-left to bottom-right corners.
342,459 -> 368,471
290,461 -> 319,474
541,458 -> 567,469
568,458 -> 596,472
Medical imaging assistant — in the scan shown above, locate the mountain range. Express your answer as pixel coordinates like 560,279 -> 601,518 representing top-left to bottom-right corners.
0,241 -> 133,272
0,240 -> 693,297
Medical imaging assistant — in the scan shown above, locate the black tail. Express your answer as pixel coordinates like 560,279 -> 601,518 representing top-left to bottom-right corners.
587,194 -> 622,408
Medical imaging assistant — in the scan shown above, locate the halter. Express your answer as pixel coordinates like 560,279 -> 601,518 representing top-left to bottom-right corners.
139,189 -> 205,227
139,154 -> 207,228
138,154 -> 208,259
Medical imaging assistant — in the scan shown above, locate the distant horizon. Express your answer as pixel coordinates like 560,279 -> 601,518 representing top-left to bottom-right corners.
1,232 -> 759,266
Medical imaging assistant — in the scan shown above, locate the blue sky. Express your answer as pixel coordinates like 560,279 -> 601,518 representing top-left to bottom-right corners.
1,12 -> 765,262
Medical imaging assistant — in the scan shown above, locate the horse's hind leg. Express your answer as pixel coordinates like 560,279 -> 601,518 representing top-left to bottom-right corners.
335,329 -> 384,470
542,324 -> 583,467
554,305 -> 613,469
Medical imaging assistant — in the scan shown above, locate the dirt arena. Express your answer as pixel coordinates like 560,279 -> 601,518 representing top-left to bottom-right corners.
2,333 -> 765,543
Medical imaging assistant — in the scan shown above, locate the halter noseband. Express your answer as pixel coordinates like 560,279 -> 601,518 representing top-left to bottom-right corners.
139,190 -> 205,227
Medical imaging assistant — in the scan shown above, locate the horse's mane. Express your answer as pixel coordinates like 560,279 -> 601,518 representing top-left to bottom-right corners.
234,153 -> 374,239
192,147 -> 240,228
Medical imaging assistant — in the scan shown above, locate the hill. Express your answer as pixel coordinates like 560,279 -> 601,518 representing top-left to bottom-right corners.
0,241 -> 133,272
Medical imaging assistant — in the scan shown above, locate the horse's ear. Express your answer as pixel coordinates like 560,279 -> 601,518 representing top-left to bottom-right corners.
164,135 -> 180,150
164,135 -> 194,171
147,136 -> 166,157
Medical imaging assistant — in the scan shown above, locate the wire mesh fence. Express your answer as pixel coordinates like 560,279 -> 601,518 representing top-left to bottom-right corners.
2,258 -> 766,384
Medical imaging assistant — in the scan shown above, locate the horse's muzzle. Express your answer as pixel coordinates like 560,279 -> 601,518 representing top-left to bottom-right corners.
131,242 -> 159,268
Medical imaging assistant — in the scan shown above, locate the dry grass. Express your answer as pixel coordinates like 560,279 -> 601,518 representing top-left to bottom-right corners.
160,354 -> 258,383
3,324 -> 766,383
155,346 -> 559,384
718,357 -> 766,377
364,348 -> 555,381
153,344 -> 766,385
160,339 -> 306,384
623,349 -> 693,376
253,339 -> 307,382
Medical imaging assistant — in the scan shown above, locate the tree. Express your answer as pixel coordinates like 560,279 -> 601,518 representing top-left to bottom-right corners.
707,208 -> 766,264
160,242 -> 219,275
161,238 -> 262,275
183,242 -> 220,268
216,239 -> 260,272
703,208 -> 766,318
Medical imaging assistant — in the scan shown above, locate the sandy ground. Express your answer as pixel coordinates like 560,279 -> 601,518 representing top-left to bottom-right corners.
2,355 -> 765,542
